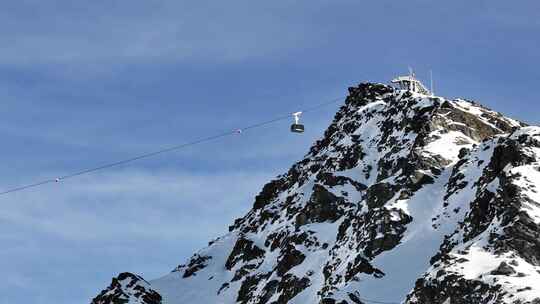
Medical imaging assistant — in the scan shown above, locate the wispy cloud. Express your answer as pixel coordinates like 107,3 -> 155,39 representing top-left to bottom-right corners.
0,168 -> 277,303
0,1 -> 317,69
0,168 -> 274,241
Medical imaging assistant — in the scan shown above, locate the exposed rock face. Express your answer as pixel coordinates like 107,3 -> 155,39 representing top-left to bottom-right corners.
92,83 -> 540,304
407,128 -> 540,304
92,273 -> 161,304
491,262 -> 516,276
178,254 -> 212,278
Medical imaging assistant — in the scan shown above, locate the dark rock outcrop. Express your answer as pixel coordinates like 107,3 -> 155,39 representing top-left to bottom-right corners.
92,273 -> 161,304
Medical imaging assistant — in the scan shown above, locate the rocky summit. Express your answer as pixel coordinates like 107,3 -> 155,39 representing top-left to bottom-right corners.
91,83 -> 540,304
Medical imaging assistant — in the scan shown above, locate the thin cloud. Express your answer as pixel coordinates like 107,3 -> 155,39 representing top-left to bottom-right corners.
0,1 -> 316,68
0,168 -> 276,303
0,169 -> 273,241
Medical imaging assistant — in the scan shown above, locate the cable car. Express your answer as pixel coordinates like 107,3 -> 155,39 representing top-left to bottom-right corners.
291,124 -> 304,133
291,112 -> 304,133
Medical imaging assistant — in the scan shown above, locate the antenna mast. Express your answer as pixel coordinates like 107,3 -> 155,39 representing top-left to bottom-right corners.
430,70 -> 434,96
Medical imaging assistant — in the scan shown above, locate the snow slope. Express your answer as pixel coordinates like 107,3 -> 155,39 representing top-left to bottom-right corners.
92,83 -> 540,304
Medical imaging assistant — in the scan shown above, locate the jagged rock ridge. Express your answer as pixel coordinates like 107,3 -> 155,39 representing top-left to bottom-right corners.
92,83 -> 540,304
92,273 -> 161,304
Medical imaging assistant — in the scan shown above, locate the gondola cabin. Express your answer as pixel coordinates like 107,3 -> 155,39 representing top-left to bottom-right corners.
291,124 -> 304,133
290,111 -> 304,133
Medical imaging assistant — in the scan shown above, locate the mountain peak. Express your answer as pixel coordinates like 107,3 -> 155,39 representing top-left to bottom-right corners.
92,83 -> 540,304
92,273 -> 161,304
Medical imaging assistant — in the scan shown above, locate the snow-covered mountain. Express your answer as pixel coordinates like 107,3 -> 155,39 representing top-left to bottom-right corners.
92,83 -> 540,304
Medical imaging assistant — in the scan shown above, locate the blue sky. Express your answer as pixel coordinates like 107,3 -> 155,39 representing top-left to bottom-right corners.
1,1 -> 539,303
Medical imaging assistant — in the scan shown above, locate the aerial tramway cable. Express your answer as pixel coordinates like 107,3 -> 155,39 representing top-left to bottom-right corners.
0,96 -> 345,196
